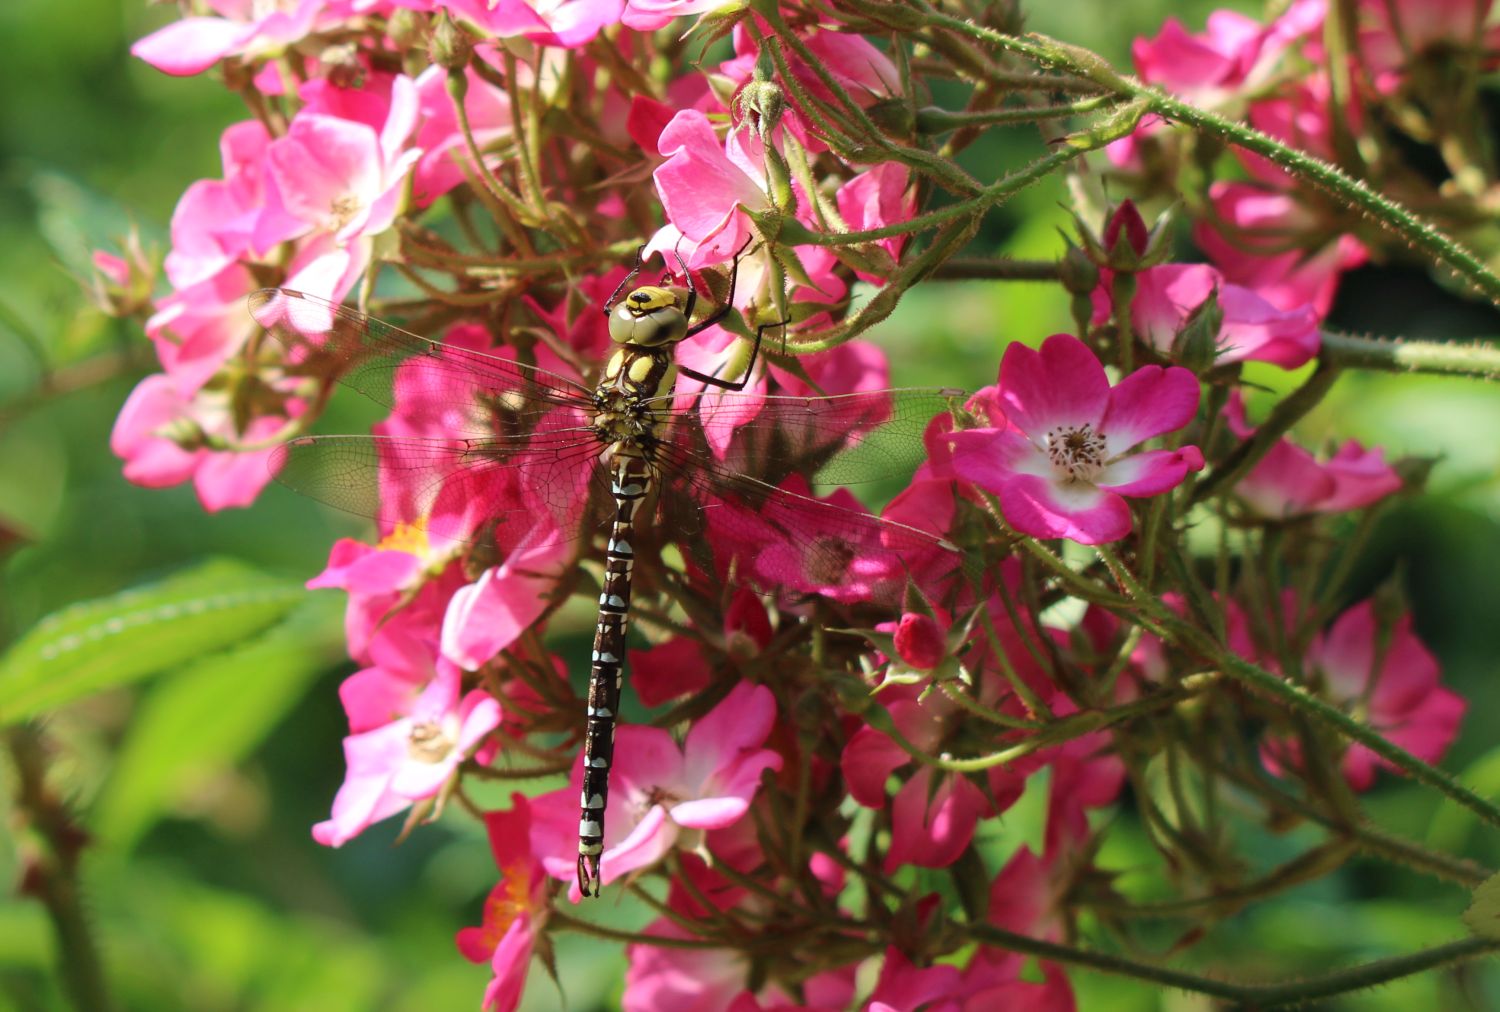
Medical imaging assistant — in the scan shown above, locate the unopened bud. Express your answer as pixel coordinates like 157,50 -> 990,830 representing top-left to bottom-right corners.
1173,290 -> 1224,373
1058,241 -> 1099,296
737,79 -> 786,142
1077,200 -> 1175,273
430,10 -> 472,72
893,612 -> 945,671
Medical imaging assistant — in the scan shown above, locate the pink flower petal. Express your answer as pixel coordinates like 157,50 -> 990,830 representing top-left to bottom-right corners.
1099,364 -> 1201,451
997,335 -> 1109,441
997,473 -> 1133,544
131,17 -> 249,76
1096,447 -> 1204,497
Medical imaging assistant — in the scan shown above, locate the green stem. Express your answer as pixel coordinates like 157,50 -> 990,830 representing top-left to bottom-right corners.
916,11 -> 1500,306
1189,362 -> 1341,505
914,94 -> 1120,133
931,257 -> 1061,281
1320,330 -> 1500,379
7,725 -> 113,1012
966,919 -> 1498,1006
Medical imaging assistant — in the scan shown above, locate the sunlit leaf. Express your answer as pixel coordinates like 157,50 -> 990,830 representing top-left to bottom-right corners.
0,558 -> 303,723
95,593 -> 346,850
1463,873 -> 1500,940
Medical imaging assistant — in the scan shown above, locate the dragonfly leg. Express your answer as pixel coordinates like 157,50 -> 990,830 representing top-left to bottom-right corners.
602,244 -> 649,317
678,315 -> 788,391
683,237 -> 754,339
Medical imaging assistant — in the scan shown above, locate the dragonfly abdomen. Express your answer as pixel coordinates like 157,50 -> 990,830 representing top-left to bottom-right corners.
577,451 -> 654,896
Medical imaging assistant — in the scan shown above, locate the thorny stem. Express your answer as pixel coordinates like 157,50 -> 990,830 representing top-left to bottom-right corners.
7,724 -> 113,1012
966,918 -> 1498,1006
914,9 -> 1500,307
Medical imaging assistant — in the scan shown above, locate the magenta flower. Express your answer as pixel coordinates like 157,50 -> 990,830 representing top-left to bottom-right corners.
1225,392 -> 1402,517
456,796 -> 548,1012
1261,601 -> 1466,791
531,682 -> 782,898
948,335 -> 1204,544
313,660 -> 501,846
412,60 -> 513,204
842,696 -> 992,872
1097,262 -> 1322,368
1194,182 -> 1368,316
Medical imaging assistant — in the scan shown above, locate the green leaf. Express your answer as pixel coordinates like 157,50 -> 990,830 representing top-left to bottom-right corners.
0,558 -> 304,723
1463,872 -> 1500,939
95,593 -> 346,850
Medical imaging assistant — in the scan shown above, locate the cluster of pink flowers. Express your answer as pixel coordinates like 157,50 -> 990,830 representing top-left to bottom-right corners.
98,0 -> 1489,1007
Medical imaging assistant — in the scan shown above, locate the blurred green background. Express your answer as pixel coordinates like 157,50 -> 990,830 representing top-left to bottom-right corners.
2,1 -> 1500,1009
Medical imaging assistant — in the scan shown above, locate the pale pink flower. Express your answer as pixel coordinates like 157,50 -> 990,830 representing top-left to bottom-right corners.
306,531 -> 466,662
531,681 -> 783,898
437,0 -> 623,47
1261,601 -> 1466,790
164,121 -> 272,290
337,625 -> 445,733
1096,262 -> 1322,368
647,109 -> 771,268
110,374 -> 284,511
440,540 -> 572,670
1225,392 -> 1402,516
313,661 -> 501,846
131,0 -> 323,77
1194,182 -> 1368,316
457,796 -> 549,1012
144,264 -> 260,394
948,335 -> 1204,545
253,75 -> 421,251
622,0 -> 724,30
1109,1 -> 1324,166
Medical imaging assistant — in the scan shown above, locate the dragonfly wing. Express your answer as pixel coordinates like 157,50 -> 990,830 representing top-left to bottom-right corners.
272,433 -> 612,554
248,288 -> 595,418
655,442 -> 970,608
668,387 -> 965,488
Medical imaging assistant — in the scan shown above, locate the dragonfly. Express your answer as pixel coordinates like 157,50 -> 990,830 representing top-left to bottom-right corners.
248,252 -> 971,896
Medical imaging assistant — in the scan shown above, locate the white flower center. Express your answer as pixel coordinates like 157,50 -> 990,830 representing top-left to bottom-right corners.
407,719 -> 455,762
1045,423 -> 1107,483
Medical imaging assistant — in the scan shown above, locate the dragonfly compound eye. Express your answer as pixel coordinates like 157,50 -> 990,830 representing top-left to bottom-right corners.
609,286 -> 688,346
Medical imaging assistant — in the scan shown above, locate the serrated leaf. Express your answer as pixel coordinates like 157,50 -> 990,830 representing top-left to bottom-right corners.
1463,872 -> 1500,939
0,558 -> 304,723
96,593 -> 346,850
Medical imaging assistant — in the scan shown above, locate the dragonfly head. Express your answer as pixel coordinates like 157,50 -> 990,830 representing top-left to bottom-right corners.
609,285 -> 689,347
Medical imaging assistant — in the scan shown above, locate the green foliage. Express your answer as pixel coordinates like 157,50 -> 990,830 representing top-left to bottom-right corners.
0,559 -> 302,723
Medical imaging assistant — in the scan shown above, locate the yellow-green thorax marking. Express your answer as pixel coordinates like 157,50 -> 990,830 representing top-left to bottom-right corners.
577,282 -> 694,897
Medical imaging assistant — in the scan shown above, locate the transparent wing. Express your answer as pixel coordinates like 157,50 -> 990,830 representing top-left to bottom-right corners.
248,288 -> 596,422
270,431 -> 614,554
652,438 -> 971,608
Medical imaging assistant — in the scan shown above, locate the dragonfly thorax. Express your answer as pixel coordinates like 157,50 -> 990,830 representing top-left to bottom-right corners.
592,344 -> 678,450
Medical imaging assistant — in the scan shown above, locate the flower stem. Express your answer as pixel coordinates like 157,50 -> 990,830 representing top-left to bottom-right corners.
1320,330 -> 1500,380
966,919 -> 1498,1005
914,9 -> 1500,306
